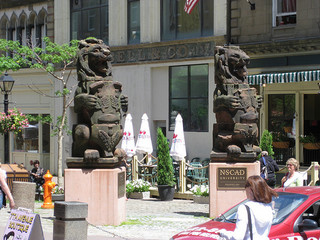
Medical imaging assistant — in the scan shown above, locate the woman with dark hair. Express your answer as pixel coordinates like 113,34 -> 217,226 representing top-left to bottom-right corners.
219,175 -> 278,240
30,160 -> 45,188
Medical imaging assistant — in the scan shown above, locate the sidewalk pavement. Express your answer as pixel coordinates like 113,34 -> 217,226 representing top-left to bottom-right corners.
0,198 -> 210,240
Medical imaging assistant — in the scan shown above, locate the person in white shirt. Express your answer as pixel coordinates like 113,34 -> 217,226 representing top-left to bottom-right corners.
281,158 -> 303,187
0,164 -> 15,209
219,175 -> 278,240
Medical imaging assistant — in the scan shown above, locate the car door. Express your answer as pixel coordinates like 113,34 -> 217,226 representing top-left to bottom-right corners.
291,201 -> 320,239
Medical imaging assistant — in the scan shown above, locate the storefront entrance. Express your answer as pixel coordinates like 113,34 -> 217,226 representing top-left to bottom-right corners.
303,94 -> 320,165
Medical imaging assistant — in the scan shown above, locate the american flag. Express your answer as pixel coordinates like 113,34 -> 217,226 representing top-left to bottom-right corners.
184,0 -> 200,14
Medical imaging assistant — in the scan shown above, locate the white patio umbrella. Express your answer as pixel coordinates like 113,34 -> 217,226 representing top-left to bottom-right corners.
135,113 -> 153,155
121,113 -> 136,157
170,114 -> 186,160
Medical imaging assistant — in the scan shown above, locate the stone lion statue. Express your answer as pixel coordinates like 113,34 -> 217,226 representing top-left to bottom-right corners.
70,38 -> 128,167
212,46 -> 262,159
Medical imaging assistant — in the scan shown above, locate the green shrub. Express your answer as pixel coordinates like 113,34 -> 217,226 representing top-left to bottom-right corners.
156,128 -> 175,186
259,130 -> 274,157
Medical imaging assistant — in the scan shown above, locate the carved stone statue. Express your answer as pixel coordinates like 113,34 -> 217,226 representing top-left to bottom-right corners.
67,38 -> 128,168
212,46 -> 262,161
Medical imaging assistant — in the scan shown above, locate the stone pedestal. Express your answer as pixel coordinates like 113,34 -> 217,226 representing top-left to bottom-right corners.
53,201 -> 88,240
12,181 -> 36,211
64,167 -> 126,225
209,161 -> 260,218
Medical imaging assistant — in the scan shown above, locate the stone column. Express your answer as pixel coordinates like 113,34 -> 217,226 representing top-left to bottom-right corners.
53,201 -> 88,240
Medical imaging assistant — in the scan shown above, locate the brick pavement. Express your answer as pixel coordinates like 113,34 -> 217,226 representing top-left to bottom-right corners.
0,198 -> 210,240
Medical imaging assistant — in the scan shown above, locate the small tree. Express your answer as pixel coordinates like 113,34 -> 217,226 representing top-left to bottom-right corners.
259,129 -> 274,158
0,37 -> 78,186
156,128 -> 175,186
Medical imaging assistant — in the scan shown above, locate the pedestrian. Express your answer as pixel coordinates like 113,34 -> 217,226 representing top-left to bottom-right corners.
259,151 -> 279,188
218,175 -> 278,240
30,160 -> 45,187
281,158 -> 303,187
0,163 -> 15,209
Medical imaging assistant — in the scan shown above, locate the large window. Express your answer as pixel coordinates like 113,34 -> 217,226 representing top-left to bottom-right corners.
161,0 -> 213,41
13,114 -> 50,153
128,0 -> 140,44
169,65 -> 208,132
273,0 -> 296,27
268,94 -> 295,133
71,0 -> 109,43
268,94 -> 295,163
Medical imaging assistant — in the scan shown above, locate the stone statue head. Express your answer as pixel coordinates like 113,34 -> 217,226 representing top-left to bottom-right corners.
77,38 -> 113,82
215,46 -> 250,84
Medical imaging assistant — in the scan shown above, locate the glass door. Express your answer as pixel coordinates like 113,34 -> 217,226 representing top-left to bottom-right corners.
268,94 -> 295,164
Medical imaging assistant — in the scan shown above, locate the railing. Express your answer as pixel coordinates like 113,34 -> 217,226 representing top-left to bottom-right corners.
129,156 -> 209,193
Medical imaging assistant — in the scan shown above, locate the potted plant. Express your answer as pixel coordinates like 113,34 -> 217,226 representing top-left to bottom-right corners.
259,130 -> 274,158
126,179 -> 151,199
299,134 -> 320,150
156,128 -> 175,201
190,185 -> 209,204
52,185 -> 65,201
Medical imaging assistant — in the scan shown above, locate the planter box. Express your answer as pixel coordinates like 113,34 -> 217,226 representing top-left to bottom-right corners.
128,191 -> 150,199
272,142 -> 289,149
193,195 -> 209,204
303,143 -> 320,150
52,194 -> 65,201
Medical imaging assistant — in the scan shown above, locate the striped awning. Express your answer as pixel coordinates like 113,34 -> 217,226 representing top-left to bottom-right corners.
248,70 -> 320,85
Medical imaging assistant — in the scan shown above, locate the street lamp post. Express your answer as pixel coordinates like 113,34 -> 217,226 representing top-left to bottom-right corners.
0,73 -> 15,164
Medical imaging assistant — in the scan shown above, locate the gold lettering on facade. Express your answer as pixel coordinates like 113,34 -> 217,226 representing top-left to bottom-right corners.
151,48 -> 161,60
177,45 -> 188,58
117,51 -> 125,62
167,46 -> 176,59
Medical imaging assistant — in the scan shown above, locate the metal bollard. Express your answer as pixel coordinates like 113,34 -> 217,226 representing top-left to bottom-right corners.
41,170 -> 56,209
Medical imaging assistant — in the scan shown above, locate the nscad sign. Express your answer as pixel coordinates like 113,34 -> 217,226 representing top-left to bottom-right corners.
217,167 -> 247,190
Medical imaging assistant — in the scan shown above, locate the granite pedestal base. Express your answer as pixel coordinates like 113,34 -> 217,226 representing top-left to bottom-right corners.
209,161 -> 260,218
64,167 -> 126,225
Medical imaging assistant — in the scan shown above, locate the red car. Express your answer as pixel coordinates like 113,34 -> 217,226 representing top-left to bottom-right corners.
172,186 -> 320,240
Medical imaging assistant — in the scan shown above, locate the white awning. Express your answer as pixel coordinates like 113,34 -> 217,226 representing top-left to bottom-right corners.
248,70 -> 320,85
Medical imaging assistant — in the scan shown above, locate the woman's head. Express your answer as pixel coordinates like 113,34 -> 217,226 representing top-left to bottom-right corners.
245,175 -> 278,203
33,160 -> 40,167
286,158 -> 299,171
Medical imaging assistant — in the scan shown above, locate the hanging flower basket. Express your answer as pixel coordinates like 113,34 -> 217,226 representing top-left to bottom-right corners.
303,143 -> 320,150
272,141 -> 289,149
0,108 -> 29,135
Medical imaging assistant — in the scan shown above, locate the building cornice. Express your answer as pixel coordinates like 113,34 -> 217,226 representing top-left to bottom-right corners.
238,38 -> 320,59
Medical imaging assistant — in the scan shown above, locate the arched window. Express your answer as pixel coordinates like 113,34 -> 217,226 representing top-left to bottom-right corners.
27,11 -> 37,47
9,14 -> 18,41
37,8 -> 47,48
0,15 -> 9,40
18,12 -> 27,46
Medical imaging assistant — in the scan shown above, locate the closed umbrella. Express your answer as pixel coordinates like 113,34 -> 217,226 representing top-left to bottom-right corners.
170,114 -> 186,160
136,113 -> 153,155
170,113 -> 187,193
121,113 -> 136,157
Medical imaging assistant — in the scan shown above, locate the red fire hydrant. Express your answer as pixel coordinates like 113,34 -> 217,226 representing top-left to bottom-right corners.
41,170 -> 56,209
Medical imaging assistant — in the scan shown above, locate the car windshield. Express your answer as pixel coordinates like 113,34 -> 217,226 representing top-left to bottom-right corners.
214,192 -> 308,225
